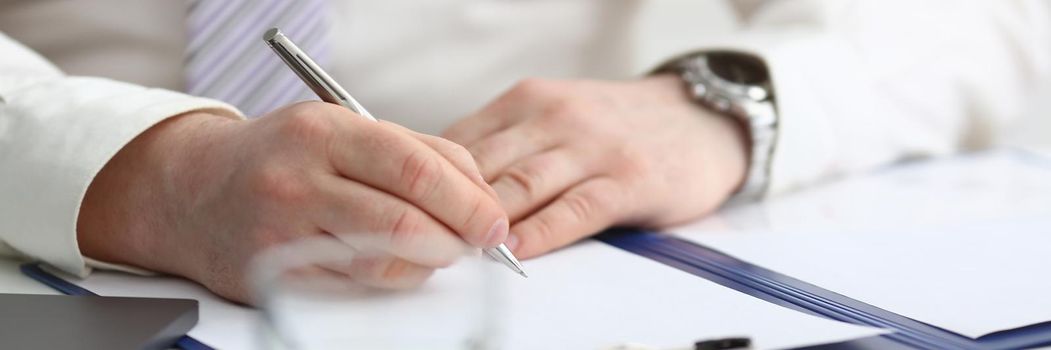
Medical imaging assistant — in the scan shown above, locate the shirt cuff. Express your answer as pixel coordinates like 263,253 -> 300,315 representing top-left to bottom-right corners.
84,257 -> 156,276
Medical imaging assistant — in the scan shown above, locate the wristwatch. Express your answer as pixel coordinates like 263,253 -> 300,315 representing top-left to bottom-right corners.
662,52 -> 779,202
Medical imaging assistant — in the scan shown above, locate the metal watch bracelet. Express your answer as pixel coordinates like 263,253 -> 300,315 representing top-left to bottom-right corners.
666,53 -> 779,203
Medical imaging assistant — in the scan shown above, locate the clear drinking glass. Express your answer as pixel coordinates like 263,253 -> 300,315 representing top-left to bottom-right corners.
249,233 -> 507,350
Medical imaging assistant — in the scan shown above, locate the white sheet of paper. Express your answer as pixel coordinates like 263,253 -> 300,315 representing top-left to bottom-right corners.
681,150 -> 1051,237
676,217 -> 1051,339
669,150 -> 1051,338
669,150 -> 1051,339
75,241 -> 884,349
496,243 -> 882,349
0,260 -> 56,294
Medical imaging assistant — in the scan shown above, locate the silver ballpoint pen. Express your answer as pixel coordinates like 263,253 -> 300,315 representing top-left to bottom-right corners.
263,28 -> 527,278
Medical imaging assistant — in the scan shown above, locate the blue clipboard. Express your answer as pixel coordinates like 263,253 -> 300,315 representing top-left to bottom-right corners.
596,228 -> 1051,350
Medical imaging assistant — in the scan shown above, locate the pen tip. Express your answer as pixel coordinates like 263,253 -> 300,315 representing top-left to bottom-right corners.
484,244 -> 529,278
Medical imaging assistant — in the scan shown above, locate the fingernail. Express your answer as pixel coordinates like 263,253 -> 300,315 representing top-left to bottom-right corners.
484,218 -> 509,247
504,233 -> 520,252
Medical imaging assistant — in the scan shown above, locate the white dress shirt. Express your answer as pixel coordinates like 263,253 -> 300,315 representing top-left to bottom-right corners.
1,0 -> 1048,277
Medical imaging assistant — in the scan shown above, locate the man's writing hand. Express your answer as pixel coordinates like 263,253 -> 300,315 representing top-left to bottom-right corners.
78,102 -> 509,302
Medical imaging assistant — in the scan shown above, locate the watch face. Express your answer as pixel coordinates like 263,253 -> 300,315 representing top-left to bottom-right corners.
708,52 -> 769,85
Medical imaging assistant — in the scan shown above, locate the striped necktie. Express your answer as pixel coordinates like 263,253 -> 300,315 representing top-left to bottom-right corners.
184,0 -> 330,118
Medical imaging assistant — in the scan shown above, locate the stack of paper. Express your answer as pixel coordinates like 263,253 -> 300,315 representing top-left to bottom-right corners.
76,241 -> 884,349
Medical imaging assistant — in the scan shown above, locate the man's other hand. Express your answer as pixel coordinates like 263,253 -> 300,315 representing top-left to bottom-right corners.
77,102 -> 509,303
444,75 -> 748,258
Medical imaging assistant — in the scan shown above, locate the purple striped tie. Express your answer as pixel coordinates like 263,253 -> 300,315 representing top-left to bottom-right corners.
184,0 -> 330,118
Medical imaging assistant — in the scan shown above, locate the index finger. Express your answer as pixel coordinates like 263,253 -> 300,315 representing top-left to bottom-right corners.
330,120 -> 511,248
381,121 -> 500,201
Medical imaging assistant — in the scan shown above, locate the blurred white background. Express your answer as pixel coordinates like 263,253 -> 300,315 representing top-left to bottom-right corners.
1009,83 -> 1051,153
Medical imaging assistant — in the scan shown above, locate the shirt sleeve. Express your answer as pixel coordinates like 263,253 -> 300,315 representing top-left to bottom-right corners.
642,0 -> 1051,195
0,32 -> 242,277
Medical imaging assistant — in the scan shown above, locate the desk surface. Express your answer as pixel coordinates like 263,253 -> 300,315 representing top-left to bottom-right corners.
3,148 -> 1050,349
0,260 -> 55,294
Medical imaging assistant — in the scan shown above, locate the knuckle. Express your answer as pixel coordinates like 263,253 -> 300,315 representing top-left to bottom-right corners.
563,187 -> 614,223
242,227 -> 287,252
529,215 -> 558,249
460,198 -> 486,231
380,259 -> 414,281
437,140 -> 477,171
250,164 -> 311,205
387,208 -> 422,249
460,197 -> 491,238
613,148 -> 653,183
276,103 -> 337,141
445,142 -> 473,163
350,258 -> 386,282
540,100 -> 588,127
399,149 -> 445,201
503,163 -> 546,200
470,135 -> 506,161
354,257 -> 432,288
358,126 -> 402,155
508,78 -> 550,99
563,192 -> 597,222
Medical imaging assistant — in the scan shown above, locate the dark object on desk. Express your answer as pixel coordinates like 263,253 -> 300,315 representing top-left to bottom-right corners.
20,263 -> 212,350
695,337 -> 752,350
0,293 -> 198,350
